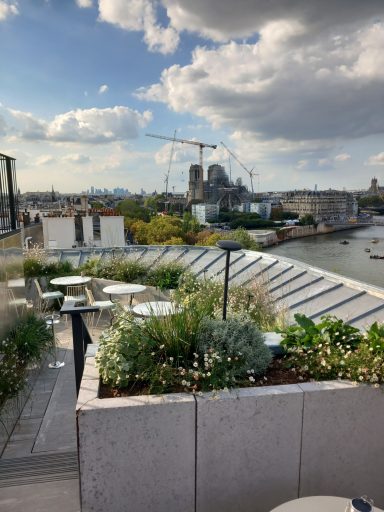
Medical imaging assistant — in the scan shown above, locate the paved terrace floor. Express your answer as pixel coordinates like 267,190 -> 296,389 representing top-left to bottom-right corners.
0,319 -> 106,512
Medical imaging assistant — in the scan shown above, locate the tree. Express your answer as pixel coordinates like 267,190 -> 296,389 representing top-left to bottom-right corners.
116,199 -> 150,221
131,216 -> 183,245
300,214 -> 315,225
182,212 -> 200,234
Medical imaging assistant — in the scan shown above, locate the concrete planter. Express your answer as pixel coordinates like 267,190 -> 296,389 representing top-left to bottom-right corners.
77,359 -> 384,512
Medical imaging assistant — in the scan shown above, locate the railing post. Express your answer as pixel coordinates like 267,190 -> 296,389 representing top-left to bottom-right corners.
5,155 -> 17,231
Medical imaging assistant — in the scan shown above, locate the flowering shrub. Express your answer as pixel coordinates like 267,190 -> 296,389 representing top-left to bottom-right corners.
281,314 -> 384,384
196,316 -> 272,389
280,313 -> 362,350
174,272 -> 285,331
24,244 -> 75,278
0,313 -> 54,407
146,263 -> 185,290
96,307 -> 272,394
80,256 -> 186,290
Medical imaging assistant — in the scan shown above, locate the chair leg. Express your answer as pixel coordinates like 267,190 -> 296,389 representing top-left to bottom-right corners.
94,310 -> 103,331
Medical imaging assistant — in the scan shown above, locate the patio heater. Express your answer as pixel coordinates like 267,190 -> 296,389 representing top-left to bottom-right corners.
45,313 -> 65,369
216,240 -> 242,320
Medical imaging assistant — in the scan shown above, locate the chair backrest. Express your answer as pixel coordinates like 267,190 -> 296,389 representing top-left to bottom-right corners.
34,279 -> 43,298
85,287 -> 95,306
66,284 -> 86,299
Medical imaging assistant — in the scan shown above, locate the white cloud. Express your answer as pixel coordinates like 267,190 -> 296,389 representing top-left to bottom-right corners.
367,152 -> 384,165
5,105 -> 152,143
35,155 -> 56,166
0,1 -> 18,21
98,84 -> 109,94
63,153 -> 91,164
296,160 -> 309,170
335,153 -> 351,161
163,0 -> 384,42
137,20 -> 384,145
76,0 -> 93,7
98,0 -> 179,54
318,158 -> 331,167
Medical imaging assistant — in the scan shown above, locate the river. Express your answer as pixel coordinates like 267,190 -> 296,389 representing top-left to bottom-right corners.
265,224 -> 384,288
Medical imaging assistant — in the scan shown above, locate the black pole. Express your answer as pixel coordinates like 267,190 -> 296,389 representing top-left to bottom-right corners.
216,240 -> 242,321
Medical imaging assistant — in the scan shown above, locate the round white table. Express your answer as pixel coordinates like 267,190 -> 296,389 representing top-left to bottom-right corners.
270,496 -> 381,512
132,301 -> 181,317
50,276 -> 92,286
103,283 -> 146,304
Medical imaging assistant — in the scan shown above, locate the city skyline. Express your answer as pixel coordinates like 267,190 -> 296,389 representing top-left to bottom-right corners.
1,1 -> 384,194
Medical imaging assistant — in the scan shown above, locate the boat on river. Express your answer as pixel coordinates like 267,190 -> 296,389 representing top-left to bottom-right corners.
365,248 -> 371,252
371,239 -> 379,243
340,240 -> 349,245
370,254 -> 384,259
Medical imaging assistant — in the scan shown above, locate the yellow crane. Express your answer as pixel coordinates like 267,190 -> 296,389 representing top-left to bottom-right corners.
146,132 -> 217,201
221,141 -> 259,198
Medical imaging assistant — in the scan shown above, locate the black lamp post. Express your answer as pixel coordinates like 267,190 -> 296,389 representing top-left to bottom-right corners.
216,240 -> 242,320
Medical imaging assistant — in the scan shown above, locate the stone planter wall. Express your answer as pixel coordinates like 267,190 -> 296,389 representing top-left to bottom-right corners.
77,360 -> 384,512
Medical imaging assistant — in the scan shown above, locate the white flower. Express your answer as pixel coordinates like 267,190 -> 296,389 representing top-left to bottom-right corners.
249,376 -> 255,382
227,357 -> 231,362
169,357 -> 174,362
182,380 -> 187,386
193,362 -> 198,367
206,372 -> 211,377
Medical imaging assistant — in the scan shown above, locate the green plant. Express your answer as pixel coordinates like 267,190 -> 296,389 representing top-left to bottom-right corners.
174,272 -> 285,330
0,313 -> 54,407
280,313 -> 362,350
0,336 -> 25,407
9,313 -> 54,362
285,338 -> 384,384
196,316 -> 272,389
365,322 -> 384,352
146,262 -> 186,290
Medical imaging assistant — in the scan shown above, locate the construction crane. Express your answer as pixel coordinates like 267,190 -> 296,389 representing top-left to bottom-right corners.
146,133 -> 217,201
221,141 -> 259,197
163,130 -> 177,211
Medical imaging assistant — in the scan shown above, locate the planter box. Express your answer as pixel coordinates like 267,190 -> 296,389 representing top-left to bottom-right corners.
77,359 -> 384,512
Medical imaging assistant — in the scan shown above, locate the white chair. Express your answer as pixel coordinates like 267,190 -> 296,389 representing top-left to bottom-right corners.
34,279 -> 64,312
85,288 -> 114,331
7,288 -> 28,317
64,285 -> 87,305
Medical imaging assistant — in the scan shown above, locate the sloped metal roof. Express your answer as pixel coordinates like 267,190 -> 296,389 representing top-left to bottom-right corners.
49,246 -> 384,330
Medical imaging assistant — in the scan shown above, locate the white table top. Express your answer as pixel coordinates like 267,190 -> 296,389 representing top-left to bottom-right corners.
132,301 -> 181,317
270,496 -> 381,512
103,284 -> 146,295
50,275 -> 91,286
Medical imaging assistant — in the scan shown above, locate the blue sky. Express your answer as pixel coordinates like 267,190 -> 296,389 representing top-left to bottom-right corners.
1,0 -> 384,194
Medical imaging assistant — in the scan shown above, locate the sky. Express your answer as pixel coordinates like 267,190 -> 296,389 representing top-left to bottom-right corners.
1,0 -> 384,194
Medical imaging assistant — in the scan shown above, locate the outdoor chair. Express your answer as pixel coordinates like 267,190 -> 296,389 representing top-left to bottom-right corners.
64,284 -> 87,305
85,287 -> 114,332
34,279 -> 64,312
7,288 -> 28,317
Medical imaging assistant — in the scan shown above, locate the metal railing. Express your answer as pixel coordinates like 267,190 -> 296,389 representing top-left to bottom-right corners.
0,153 -> 19,234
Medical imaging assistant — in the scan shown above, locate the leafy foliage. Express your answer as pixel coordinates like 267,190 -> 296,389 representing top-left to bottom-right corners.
146,263 -> 185,290
96,307 -> 272,394
0,313 -> 54,407
280,313 -> 362,350
196,317 -> 272,388
281,314 -> 384,384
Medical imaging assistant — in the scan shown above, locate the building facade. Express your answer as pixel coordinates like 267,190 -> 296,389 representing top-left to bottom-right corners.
281,190 -> 357,223
191,203 -> 219,225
